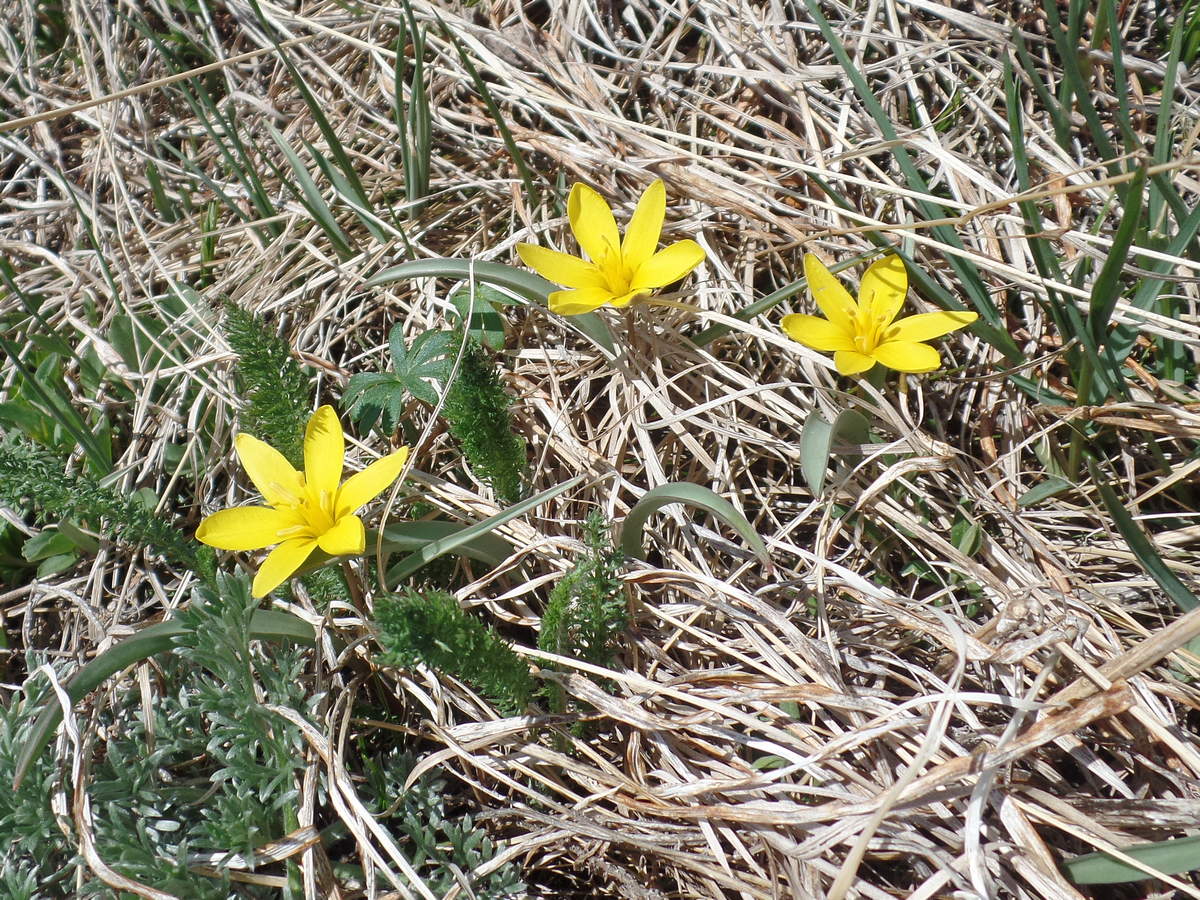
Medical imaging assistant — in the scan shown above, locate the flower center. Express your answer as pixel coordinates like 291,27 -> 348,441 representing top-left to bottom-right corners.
853,313 -> 887,355
597,243 -> 632,295
286,476 -> 337,536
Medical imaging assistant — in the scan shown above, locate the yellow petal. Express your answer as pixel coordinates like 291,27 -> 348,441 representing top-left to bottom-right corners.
548,287 -> 615,315
516,244 -> 607,289
252,537 -> 317,597
336,446 -> 409,519
608,289 -> 644,308
318,514 -> 365,556
873,340 -> 941,373
833,350 -> 877,375
780,314 -> 855,352
858,254 -> 907,326
567,183 -> 620,263
303,406 -> 344,502
195,505 -> 306,550
235,434 -> 305,507
630,240 -> 704,290
804,253 -> 858,332
887,310 -> 978,343
621,179 -> 665,273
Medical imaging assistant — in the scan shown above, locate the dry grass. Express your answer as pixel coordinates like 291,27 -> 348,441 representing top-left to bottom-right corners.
3,0 -> 1200,897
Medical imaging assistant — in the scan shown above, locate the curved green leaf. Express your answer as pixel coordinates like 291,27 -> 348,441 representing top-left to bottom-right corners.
13,610 -> 315,790
375,520 -> 513,571
385,475 -> 583,585
799,408 -> 871,495
620,482 -> 769,565
1064,834 -> 1200,884
366,259 -> 615,356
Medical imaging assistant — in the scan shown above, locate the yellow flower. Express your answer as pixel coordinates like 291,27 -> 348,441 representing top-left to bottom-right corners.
517,180 -> 705,315
782,253 -> 978,376
196,406 -> 409,597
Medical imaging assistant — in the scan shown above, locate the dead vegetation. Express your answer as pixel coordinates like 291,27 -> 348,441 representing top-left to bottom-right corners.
3,0 -> 1200,897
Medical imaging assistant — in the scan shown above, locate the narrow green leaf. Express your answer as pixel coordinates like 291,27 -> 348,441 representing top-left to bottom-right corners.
384,475 -> 583,586
367,259 -> 616,356
1064,833 -> 1200,884
0,335 -> 109,473
1108,199 -> 1200,364
306,140 -> 390,244
433,13 -> 537,202
1017,476 -> 1073,507
799,408 -> 871,495
689,277 -> 809,348
268,125 -> 357,259
620,482 -> 769,565
1089,460 -> 1198,613
375,520 -> 513,571
1088,166 -> 1146,347
1042,0 -> 1117,168
12,610 -> 315,789
246,0 -> 372,214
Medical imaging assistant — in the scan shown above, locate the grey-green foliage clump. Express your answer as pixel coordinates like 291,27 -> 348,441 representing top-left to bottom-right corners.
0,659 -> 77,894
84,574 -> 315,897
0,434 -> 211,581
375,589 -> 533,715
0,575 -> 314,897
539,511 -> 627,713
442,336 -> 527,505
362,749 -> 525,899
221,303 -> 311,468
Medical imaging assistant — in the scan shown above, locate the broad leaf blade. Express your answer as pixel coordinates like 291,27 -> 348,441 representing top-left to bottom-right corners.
799,409 -> 871,495
620,482 -> 769,565
1064,834 -> 1200,885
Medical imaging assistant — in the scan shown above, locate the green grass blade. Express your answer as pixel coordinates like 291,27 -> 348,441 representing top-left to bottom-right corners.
1108,199 -> 1200,365
1064,833 -> 1200,884
307,140 -> 393,243
0,334 -> 109,473
12,610 -> 315,790
368,259 -> 616,355
432,11 -> 536,202
385,475 -> 583,585
1089,460 -> 1198,613
799,0 -> 1001,330
245,0 -> 372,214
1042,0 -> 1117,167
267,125 -> 357,258
1083,165 -> 1146,402
398,0 -> 431,213
1004,53 -> 1066,286
620,482 -> 769,565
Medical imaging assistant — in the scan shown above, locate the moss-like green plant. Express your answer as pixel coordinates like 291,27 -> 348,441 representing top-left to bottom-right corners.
442,336 -> 526,505
375,589 -> 533,715
538,511 -> 626,713
221,304 -> 311,468
0,435 -> 212,581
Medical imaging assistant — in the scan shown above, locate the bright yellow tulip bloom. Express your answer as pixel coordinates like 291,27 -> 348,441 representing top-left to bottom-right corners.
782,253 -> 978,376
196,406 -> 409,597
517,179 -> 705,315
